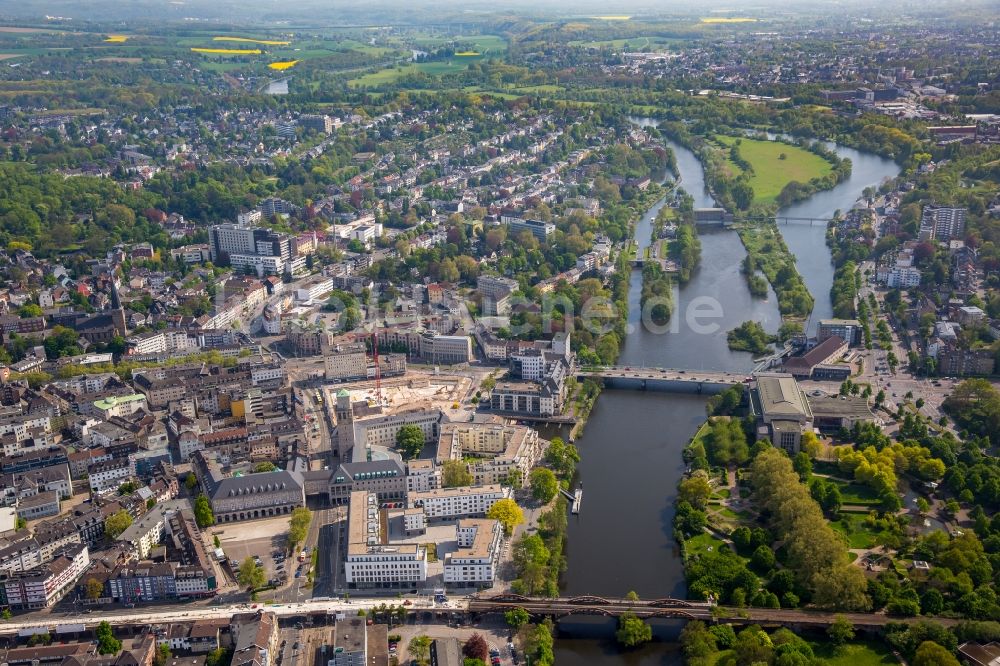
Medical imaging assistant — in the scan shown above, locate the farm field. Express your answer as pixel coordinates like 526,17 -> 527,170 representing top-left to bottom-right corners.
715,135 -> 833,205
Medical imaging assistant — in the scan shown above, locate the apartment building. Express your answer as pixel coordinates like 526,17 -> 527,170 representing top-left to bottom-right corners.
919,204 -> 967,241
436,422 -> 543,486
344,491 -> 427,589
88,456 -> 137,493
817,319 -> 863,347
3,543 -> 90,609
443,519 -> 502,587
408,485 -> 510,522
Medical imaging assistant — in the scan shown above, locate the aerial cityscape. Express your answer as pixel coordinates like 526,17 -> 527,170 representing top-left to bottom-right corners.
0,0 -> 995,664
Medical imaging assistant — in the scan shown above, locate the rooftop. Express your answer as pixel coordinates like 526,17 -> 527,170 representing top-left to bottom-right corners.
754,374 -> 813,421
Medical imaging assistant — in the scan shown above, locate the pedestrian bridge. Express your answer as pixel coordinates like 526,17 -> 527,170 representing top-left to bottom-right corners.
577,366 -> 747,394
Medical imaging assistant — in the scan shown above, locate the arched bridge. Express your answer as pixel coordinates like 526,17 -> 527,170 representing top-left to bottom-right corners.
467,594 -> 712,620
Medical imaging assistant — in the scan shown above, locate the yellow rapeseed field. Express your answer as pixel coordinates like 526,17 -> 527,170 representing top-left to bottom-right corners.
213,36 -> 290,45
104,35 -> 129,43
454,51 -> 480,56
191,47 -> 262,55
590,16 -> 631,20
268,60 -> 299,70
701,17 -> 758,23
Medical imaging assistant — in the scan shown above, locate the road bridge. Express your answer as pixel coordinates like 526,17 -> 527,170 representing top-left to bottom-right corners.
578,366 -> 748,394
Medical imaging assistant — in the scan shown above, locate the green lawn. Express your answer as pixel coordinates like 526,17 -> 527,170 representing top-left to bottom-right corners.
710,639 -> 893,666
809,640 -> 897,665
834,481 -> 882,506
830,512 -> 885,549
715,135 -> 833,205
685,532 -> 728,557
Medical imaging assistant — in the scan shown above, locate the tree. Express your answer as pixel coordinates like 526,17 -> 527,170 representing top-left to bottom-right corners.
236,557 -> 266,591
84,577 -> 105,600
154,644 -> 172,666
678,474 -> 712,510
396,424 -> 425,459
407,635 -> 432,666
194,495 -> 215,527
529,468 -> 558,503
486,498 -> 524,536
442,460 -> 473,488
185,473 -> 198,491
462,634 -> 489,663
616,612 -> 652,648
288,507 -> 311,549
680,620 -> 718,660
625,590 -> 639,601
117,481 -> 138,495
205,648 -> 232,666
104,509 -> 132,539
913,641 -> 960,666
827,615 -> 855,645
504,607 -> 530,630
733,626 -> 772,665
96,621 -> 121,655
253,462 -> 277,473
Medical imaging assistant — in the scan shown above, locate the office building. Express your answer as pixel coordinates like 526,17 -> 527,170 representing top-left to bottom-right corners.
408,485 -> 509,522
499,215 -> 555,242
345,491 -> 427,588
817,319 -> 863,347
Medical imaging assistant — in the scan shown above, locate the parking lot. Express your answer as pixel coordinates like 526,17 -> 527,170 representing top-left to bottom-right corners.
210,516 -> 294,586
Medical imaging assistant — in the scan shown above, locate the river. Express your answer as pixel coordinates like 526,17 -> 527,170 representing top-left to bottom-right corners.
552,122 -> 898,664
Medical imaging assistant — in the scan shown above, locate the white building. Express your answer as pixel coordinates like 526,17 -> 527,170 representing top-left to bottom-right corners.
3,543 -> 90,609
443,518 -> 502,587
344,491 -> 427,589
408,485 -> 510,521
88,456 -> 137,493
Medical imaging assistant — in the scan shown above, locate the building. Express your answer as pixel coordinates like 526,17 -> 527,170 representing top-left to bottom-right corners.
324,344 -> 406,382
328,459 -> 407,504
919,204 -> 967,241
192,451 -> 305,523
88,456 -> 137,493
409,485 -> 510,522
783,336 -> 849,379
208,224 -> 294,276
115,500 -> 189,559
443,518 -> 502,588
807,394 -> 879,432
420,334 -> 472,365
937,346 -> 995,376
93,394 -> 148,420
436,422 -> 543,486
334,394 -> 441,460
298,114 -> 334,134
959,641 -> 1000,666
817,319 -> 863,347
489,381 -> 562,418
344,491 -> 427,589
500,216 -> 555,242
286,320 -> 330,357
3,543 -> 90,609
749,373 -> 814,454
230,611 -> 279,666
476,275 -> 519,300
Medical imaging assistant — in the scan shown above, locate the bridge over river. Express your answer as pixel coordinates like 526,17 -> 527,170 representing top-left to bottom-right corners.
468,594 -> 962,629
577,366 -> 749,394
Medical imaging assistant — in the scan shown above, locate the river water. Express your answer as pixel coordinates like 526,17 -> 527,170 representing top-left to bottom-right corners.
552,122 -> 898,663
